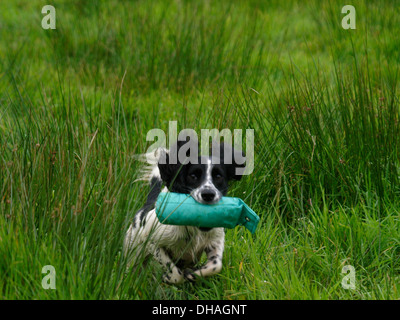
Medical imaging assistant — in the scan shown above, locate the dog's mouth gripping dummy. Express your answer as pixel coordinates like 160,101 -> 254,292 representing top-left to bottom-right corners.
155,192 -> 260,234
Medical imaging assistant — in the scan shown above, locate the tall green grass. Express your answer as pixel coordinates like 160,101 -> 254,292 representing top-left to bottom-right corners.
1,0 -> 400,299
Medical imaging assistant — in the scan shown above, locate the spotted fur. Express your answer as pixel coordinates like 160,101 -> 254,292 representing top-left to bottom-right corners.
124,141 -> 244,284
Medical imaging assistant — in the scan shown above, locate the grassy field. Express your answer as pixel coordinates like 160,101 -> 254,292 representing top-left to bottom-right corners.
1,0 -> 400,299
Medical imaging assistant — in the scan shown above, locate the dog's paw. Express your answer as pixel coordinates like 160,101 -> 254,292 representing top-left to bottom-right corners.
183,268 -> 198,282
162,267 -> 184,284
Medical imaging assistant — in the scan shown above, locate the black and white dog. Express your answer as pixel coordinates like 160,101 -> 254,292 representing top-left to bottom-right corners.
124,140 -> 245,284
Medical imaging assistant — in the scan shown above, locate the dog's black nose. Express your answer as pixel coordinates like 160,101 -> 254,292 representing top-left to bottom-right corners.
201,191 -> 216,202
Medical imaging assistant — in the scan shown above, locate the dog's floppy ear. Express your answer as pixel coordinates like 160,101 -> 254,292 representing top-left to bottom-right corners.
217,142 -> 246,181
158,138 -> 198,187
158,149 -> 181,187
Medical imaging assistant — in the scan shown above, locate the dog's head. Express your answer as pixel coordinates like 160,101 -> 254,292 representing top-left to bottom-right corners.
158,139 -> 245,205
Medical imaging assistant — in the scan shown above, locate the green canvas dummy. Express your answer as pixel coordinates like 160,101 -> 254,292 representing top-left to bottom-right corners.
155,192 -> 260,234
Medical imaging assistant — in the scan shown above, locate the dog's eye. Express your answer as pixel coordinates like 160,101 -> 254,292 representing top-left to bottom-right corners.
189,173 -> 198,180
214,173 -> 223,180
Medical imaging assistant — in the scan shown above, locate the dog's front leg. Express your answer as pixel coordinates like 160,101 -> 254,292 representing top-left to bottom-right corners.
185,239 -> 224,281
147,243 -> 184,284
